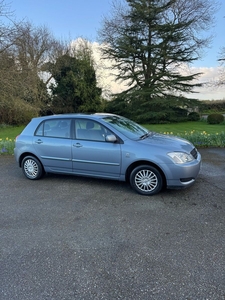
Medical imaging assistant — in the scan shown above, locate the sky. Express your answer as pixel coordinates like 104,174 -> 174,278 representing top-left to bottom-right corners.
8,0 -> 225,100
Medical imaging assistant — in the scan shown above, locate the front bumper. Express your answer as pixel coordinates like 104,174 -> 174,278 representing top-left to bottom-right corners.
163,152 -> 202,189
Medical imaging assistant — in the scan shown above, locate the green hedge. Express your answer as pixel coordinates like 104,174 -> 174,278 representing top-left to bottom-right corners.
207,113 -> 224,124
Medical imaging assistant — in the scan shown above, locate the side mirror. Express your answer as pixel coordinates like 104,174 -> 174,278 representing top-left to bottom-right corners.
105,134 -> 117,142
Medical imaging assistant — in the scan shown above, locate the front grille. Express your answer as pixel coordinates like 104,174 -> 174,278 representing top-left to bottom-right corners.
191,148 -> 198,159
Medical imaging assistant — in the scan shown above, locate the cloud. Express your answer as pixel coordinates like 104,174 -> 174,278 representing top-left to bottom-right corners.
183,66 -> 225,100
91,42 -> 128,97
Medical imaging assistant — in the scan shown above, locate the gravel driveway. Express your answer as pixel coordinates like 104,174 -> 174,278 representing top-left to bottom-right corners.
1,148 -> 225,300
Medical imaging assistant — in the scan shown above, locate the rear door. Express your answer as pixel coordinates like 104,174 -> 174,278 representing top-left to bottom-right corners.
33,119 -> 73,173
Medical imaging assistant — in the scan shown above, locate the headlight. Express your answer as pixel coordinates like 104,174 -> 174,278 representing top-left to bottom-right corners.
167,152 -> 194,164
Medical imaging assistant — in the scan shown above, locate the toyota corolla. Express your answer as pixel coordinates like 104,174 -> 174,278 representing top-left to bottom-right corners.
14,113 -> 201,195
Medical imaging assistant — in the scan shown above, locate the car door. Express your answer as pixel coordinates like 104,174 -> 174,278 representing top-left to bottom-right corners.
72,119 -> 121,179
33,119 -> 73,173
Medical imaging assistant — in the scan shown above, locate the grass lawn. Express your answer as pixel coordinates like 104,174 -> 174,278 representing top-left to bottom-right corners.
143,121 -> 225,135
0,125 -> 25,140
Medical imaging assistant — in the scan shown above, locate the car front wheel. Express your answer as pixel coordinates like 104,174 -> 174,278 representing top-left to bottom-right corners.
130,165 -> 163,195
22,156 -> 43,180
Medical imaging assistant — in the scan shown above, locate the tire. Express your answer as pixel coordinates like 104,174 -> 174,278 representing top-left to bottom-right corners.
130,165 -> 163,195
22,156 -> 43,180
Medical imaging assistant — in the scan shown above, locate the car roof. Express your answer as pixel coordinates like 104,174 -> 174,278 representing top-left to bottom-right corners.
32,113 -> 117,121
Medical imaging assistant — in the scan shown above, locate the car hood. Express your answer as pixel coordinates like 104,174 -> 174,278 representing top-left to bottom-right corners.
139,132 -> 194,152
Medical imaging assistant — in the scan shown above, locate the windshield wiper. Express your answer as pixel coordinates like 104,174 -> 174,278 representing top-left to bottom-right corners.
140,132 -> 151,139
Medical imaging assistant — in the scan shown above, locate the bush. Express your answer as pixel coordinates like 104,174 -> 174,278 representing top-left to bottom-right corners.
188,112 -> 200,121
207,113 -> 224,124
0,98 -> 39,125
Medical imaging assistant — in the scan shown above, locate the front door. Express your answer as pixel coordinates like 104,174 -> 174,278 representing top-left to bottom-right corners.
72,119 -> 121,178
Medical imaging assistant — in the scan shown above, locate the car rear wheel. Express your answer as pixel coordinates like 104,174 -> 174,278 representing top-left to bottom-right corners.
22,156 -> 43,180
130,165 -> 163,195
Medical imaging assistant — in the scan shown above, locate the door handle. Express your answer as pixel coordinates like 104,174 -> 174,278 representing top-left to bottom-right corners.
35,139 -> 43,144
73,143 -> 83,148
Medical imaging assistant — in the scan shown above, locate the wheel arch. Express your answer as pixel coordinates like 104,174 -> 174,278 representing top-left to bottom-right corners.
19,152 -> 43,169
125,160 -> 167,188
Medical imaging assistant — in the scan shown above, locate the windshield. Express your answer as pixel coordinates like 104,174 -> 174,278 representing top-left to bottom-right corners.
102,115 -> 148,139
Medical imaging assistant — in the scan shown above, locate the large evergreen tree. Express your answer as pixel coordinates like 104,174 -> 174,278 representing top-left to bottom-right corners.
99,0 -> 218,121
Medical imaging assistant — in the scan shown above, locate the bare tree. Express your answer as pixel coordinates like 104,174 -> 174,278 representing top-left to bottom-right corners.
0,2 -> 71,122
0,15 -> 65,122
218,47 -> 225,86
12,22 -> 61,73
0,0 -> 14,52
8,22 -> 64,106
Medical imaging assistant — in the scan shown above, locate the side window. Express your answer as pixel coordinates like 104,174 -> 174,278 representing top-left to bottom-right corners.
35,119 -> 71,138
35,122 -> 44,136
75,119 -> 111,141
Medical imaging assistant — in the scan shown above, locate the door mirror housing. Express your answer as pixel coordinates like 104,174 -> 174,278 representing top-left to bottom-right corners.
105,134 -> 117,143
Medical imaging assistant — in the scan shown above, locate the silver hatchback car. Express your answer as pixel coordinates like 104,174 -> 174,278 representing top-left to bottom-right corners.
14,113 -> 201,195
